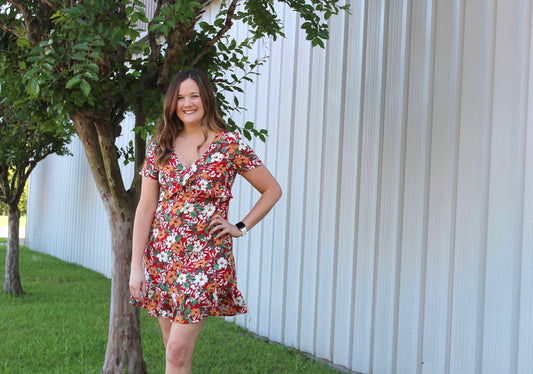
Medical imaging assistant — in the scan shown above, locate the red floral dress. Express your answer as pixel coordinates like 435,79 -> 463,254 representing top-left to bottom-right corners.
132,131 -> 262,324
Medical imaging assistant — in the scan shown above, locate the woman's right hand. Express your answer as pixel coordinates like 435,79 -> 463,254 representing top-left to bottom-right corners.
129,268 -> 146,301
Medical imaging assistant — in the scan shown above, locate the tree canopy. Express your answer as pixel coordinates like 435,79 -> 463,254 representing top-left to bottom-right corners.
0,28 -> 74,294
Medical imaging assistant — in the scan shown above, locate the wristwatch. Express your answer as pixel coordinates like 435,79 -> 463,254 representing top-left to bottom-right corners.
235,221 -> 247,237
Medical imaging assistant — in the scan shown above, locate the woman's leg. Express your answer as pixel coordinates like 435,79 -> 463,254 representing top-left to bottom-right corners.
159,317 -> 172,347
159,317 -> 206,374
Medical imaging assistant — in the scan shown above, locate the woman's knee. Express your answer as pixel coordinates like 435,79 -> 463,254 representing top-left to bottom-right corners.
166,339 -> 192,368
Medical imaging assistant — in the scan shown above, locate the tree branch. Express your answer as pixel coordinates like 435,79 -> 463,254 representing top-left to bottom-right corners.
159,23 -> 192,89
0,24 -> 23,39
72,113 -> 113,202
12,166 -> 30,204
0,167 -> 9,204
38,0 -> 58,12
190,0 -> 238,67
129,120 -> 146,202
93,118 -> 129,211
6,0 -> 32,39
147,0 -> 163,66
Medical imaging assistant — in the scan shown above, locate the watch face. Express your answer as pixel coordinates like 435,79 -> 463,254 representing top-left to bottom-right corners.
236,222 -> 246,230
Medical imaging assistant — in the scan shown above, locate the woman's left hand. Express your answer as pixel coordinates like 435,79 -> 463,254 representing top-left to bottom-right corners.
208,213 -> 242,239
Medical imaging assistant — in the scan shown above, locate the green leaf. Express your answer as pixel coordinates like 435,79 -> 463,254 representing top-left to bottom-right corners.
71,63 -> 87,72
138,13 -> 149,23
80,80 -> 91,96
91,38 -> 105,47
16,38 -> 31,49
84,71 -> 99,81
86,63 -> 100,74
149,23 -> 163,33
65,76 -> 81,89
71,53 -> 88,61
73,42 -> 90,51
165,20 -> 176,29
27,78 -> 40,97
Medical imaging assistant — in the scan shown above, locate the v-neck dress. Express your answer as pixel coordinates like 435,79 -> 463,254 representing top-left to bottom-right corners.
132,131 -> 263,324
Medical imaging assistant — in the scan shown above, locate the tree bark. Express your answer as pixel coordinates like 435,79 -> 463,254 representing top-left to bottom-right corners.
73,114 -> 147,374
3,203 -> 23,294
100,197 -> 146,374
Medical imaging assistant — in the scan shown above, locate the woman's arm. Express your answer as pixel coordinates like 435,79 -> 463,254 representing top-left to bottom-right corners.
238,165 -> 282,230
210,165 -> 282,239
129,176 -> 159,300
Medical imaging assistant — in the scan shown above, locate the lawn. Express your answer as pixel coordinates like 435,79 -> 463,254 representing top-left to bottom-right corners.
0,244 -> 340,374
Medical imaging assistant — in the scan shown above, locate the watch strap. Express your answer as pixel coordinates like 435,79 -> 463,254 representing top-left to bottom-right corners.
235,221 -> 247,236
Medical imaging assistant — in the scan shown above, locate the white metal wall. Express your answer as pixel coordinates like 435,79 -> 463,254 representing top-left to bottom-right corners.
26,1 -> 533,373
26,114 -> 136,278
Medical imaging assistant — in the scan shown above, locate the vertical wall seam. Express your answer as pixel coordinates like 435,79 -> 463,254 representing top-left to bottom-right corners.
318,23 -> 334,359
338,3 -> 355,368
254,42 -> 265,332
243,33 -> 253,329
265,32 -> 275,336
296,34 -> 310,351
369,0 -> 389,371
512,1 -> 533,373
445,0 -> 466,372
329,5 -> 350,363
418,0 -> 437,372
286,9 -> 302,349
351,0 -> 369,369
393,1 -> 413,372
303,42 -> 319,356
477,1 -> 498,373
277,4 -> 289,343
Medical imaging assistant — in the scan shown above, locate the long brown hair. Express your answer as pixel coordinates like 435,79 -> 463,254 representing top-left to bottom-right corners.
154,68 -> 227,167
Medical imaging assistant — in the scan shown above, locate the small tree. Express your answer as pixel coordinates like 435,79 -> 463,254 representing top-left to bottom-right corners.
0,30 -> 74,294
1,0 -> 348,372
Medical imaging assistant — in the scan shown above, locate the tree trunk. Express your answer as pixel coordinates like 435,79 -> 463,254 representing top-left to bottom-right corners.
72,114 -> 147,374
101,197 -> 147,374
3,203 -> 23,294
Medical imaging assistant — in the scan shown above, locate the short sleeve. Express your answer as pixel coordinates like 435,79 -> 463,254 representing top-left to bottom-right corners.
231,131 -> 263,174
140,139 -> 159,180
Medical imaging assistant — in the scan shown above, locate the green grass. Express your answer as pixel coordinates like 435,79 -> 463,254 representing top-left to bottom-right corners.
0,244 -> 340,374
0,215 -> 26,227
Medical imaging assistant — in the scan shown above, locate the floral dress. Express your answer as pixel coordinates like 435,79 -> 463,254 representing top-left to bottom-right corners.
132,131 -> 262,324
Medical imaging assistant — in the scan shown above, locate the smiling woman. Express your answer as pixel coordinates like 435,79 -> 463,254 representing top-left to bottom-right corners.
176,79 -> 205,128
129,68 -> 282,373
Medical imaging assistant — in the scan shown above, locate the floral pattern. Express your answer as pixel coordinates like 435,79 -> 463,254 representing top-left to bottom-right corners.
131,131 -> 262,324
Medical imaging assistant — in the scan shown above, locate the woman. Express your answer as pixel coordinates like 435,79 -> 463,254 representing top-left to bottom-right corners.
129,68 -> 282,373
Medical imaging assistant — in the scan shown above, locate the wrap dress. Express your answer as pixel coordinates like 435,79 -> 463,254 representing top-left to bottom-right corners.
132,131 -> 262,324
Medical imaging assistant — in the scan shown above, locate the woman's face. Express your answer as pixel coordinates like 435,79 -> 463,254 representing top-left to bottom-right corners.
176,78 -> 205,127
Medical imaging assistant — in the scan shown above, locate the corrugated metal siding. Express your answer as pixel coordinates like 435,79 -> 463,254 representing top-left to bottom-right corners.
26,114 -> 136,278
25,1 -> 533,373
